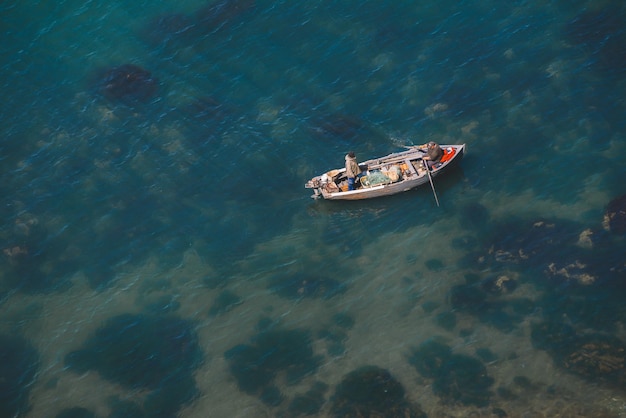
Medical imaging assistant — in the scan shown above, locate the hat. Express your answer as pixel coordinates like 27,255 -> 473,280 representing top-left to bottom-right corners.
348,151 -> 355,158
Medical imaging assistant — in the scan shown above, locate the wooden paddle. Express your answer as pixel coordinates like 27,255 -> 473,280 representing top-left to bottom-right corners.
423,159 -> 440,207
404,145 -> 439,206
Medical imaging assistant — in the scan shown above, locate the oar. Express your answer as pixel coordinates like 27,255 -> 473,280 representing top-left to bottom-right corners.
423,159 -> 440,207
402,145 -> 427,153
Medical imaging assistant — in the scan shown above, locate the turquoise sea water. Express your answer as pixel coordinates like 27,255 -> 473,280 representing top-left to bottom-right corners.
2,0 -> 626,416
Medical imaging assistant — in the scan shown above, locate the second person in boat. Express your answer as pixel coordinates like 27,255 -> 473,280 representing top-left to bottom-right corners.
421,141 -> 443,169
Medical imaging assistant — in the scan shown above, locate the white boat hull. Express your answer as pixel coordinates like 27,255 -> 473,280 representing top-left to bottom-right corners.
305,144 -> 465,201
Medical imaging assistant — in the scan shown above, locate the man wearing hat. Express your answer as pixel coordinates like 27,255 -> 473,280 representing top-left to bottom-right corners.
421,141 -> 443,169
345,151 -> 362,190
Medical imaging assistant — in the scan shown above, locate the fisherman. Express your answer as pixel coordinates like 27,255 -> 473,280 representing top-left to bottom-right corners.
344,151 -> 362,190
421,141 -> 443,169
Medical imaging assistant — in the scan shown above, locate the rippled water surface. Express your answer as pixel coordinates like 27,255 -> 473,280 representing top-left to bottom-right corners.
2,0 -> 626,417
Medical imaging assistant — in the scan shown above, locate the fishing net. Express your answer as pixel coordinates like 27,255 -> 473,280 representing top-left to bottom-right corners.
361,171 -> 391,187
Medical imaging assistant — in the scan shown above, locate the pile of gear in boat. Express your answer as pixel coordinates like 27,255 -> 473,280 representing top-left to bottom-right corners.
358,146 -> 456,189
360,164 -> 405,187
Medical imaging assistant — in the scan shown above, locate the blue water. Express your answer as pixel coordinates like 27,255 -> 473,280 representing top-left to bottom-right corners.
2,0 -> 626,416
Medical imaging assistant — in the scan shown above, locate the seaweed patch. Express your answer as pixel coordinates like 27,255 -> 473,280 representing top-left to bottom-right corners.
0,334 -> 39,418
224,327 -> 322,406
330,365 -> 427,417
65,314 -> 203,416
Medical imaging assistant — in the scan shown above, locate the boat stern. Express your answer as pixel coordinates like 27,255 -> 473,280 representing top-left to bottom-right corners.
305,173 -> 328,198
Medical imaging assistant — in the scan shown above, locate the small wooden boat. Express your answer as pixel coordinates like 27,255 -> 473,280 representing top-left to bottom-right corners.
305,144 -> 465,200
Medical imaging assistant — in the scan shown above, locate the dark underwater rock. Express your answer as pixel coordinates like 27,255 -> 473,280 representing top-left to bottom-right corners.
65,314 -> 202,389
317,313 -> 355,358
143,375 -> 199,417
330,365 -> 427,418
545,259 -> 598,286
475,219 -> 581,272
185,96 -> 232,122
288,382 -> 328,416
98,64 -> 158,104
425,258 -> 444,271
449,283 -> 488,314
530,320 -> 578,353
532,320 -> 626,389
595,32 -> 626,74
565,7 -> 623,47
434,311 -> 457,331
494,220 -> 573,262
0,335 -> 39,418
409,339 -> 494,407
480,274 -> 518,294
433,354 -> 494,407
224,327 -> 322,405
449,278 -> 530,333
561,335 -> 626,386
318,327 -> 348,357
308,113 -> 367,143
55,407 -> 95,418
603,194 -> 626,234
459,202 -> 491,229
80,190 -> 168,290
564,7 -> 626,75
65,314 -> 202,416
537,289 -> 622,334
108,398 -> 145,418
194,0 -> 256,33
332,312 -> 355,330
141,0 -> 255,48
427,81 -> 492,118
408,339 -> 452,379
1,214 -> 76,294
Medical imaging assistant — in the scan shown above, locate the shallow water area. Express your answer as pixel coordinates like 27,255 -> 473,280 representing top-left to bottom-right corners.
2,0 -> 626,417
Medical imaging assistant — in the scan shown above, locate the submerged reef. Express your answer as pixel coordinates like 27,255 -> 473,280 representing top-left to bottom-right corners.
531,320 -> 626,390
604,194 -> 626,235
55,407 -> 95,418
427,80 -> 493,118
1,213 -> 68,293
409,339 -> 494,407
317,312 -> 355,357
97,64 -> 159,104
330,365 -> 427,418
307,113 -> 368,144
194,0 -> 256,33
288,381 -> 328,416
0,335 -> 39,418
462,216 -> 626,288
224,327 -> 322,406
141,0 -> 256,46
481,219 -> 580,268
65,314 -> 202,417
448,278 -> 531,333
565,6 -> 626,74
